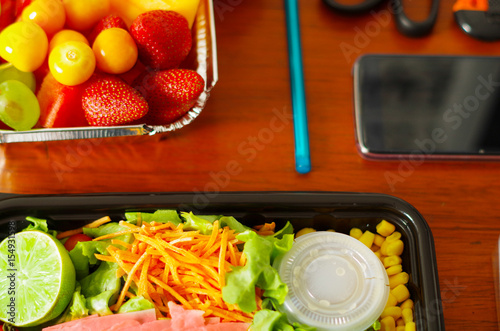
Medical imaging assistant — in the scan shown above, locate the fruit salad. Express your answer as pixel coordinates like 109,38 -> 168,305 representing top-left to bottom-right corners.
0,0 -> 217,141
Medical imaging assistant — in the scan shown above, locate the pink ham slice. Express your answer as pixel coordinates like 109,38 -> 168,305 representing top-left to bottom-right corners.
42,309 -> 156,331
43,303 -> 250,331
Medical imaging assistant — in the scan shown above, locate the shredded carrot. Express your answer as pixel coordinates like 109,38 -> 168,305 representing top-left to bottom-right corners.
218,228 -> 229,288
86,216 -> 113,228
110,239 -> 132,249
115,252 -> 149,311
57,216 -> 114,239
254,222 -> 275,232
94,254 -> 115,263
119,221 -> 137,229
56,228 -> 83,239
93,227 -> 141,241
93,217 -> 269,322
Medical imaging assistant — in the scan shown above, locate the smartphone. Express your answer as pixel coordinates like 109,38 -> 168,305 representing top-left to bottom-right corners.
353,54 -> 500,160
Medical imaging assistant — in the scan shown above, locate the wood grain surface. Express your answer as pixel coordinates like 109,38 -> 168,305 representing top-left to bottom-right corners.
2,0 -> 500,329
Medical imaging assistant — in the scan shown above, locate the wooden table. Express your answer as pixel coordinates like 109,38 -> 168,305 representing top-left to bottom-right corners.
1,0 -> 500,329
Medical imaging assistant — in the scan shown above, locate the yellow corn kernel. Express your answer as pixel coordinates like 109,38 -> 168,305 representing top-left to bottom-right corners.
374,234 -> 385,247
386,231 -> 402,243
402,308 -> 413,324
383,256 -> 402,268
359,230 -> 375,248
296,228 -> 316,238
389,272 -> 409,289
396,318 -> 405,326
380,316 -> 396,331
386,240 -> 404,256
380,240 -> 389,256
392,284 -> 410,303
400,299 -> 414,310
381,306 -> 402,320
396,326 -> 405,331
350,227 -> 363,239
385,292 -> 398,308
371,245 -> 380,252
405,322 -> 416,331
376,220 -> 396,237
327,229 -> 335,232
386,264 -> 403,276
374,250 -> 382,259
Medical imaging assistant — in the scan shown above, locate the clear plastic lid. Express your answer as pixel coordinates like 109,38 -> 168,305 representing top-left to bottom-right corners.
274,231 -> 390,331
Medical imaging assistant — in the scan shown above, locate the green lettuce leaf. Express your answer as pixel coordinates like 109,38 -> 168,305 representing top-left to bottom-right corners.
181,212 -> 251,235
219,216 -> 251,234
53,283 -> 89,324
125,210 -> 182,226
70,222 -> 134,279
85,290 -> 116,316
22,217 -> 58,237
222,229 -> 294,313
80,261 -> 122,316
273,221 -> 294,239
181,212 -> 214,234
365,321 -> 381,331
250,310 -> 315,331
117,295 -> 155,314
69,240 -> 110,280
82,222 -> 126,238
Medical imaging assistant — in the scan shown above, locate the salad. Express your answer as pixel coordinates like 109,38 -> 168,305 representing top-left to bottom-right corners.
0,210 -> 315,331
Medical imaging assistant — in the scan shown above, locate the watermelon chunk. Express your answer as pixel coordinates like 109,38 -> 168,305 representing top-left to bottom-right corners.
36,73 -> 89,128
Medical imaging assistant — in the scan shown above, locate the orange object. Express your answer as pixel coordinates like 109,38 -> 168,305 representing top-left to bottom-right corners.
21,0 -> 66,36
453,0 -> 488,12
109,0 -> 201,28
92,28 -> 138,74
62,0 -> 111,31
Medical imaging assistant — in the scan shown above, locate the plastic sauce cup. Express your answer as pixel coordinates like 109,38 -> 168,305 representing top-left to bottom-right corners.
274,231 -> 390,331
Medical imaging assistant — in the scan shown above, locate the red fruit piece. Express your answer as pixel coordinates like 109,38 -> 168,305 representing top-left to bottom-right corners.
130,10 -> 192,70
83,74 -> 148,126
36,73 -> 88,128
15,0 -> 32,17
87,14 -> 128,45
0,0 -> 16,31
134,68 -> 204,125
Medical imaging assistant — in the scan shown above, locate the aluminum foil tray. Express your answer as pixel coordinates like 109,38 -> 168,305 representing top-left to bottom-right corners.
0,0 -> 218,144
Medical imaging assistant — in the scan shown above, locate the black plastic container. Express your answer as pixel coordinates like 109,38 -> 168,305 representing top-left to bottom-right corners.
0,192 -> 445,330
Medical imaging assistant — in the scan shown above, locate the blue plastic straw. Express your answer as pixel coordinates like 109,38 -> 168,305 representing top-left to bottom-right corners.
284,0 -> 311,174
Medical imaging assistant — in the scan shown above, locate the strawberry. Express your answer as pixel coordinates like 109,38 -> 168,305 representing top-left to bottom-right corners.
82,74 -> 148,126
87,14 -> 128,45
134,68 -> 204,125
130,10 -> 192,70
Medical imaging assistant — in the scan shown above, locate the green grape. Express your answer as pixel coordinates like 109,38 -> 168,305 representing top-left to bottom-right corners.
0,80 -> 40,131
0,63 -> 36,92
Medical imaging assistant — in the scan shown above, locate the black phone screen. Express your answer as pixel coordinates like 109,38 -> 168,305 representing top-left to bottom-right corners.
354,54 -> 500,158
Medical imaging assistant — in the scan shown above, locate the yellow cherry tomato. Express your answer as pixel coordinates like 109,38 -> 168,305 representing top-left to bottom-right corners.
93,28 -> 137,74
49,41 -> 96,86
49,29 -> 89,53
62,0 -> 110,31
21,0 -> 66,36
0,21 -> 48,72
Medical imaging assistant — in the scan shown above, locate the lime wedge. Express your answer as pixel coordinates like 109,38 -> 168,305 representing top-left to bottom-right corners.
0,230 -> 76,327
